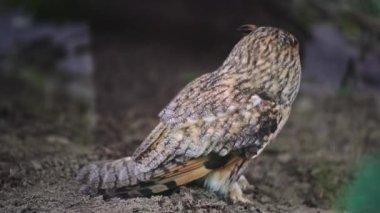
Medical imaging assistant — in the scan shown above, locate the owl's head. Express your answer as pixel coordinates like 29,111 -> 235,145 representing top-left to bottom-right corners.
240,24 -> 299,53
222,25 -> 301,105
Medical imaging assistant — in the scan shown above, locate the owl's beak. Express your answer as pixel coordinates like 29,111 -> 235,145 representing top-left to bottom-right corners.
237,24 -> 257,35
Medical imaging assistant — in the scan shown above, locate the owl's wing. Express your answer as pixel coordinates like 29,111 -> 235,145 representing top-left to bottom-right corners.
132,70 -> 282,173
158,71 -> 250,126
132,71 -> 242,162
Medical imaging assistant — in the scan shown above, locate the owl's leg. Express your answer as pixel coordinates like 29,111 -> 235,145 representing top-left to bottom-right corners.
203,156 -> 253,204
237,175 -> 254,191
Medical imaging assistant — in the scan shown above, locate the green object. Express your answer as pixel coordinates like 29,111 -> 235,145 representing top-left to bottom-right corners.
339,156 -> 380,213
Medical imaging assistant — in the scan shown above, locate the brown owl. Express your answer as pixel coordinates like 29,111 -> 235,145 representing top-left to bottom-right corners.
77,24 -> 301,203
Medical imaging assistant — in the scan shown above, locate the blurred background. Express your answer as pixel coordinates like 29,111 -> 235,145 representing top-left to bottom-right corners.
0,0 -> 380,212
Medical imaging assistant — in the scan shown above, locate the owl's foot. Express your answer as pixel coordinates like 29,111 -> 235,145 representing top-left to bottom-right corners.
237,175 -> 254,191
228,182 -> 253,204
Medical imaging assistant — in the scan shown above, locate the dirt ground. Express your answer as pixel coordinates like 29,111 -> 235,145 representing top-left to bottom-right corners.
1,0 -> 380,211
1,73 -> 380,213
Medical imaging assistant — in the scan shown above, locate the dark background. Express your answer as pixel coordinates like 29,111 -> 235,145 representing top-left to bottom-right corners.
0,0 -> 380,212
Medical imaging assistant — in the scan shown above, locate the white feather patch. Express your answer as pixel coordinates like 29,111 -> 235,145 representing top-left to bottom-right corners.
250,95 -> 262,106
204,171 -> 230,195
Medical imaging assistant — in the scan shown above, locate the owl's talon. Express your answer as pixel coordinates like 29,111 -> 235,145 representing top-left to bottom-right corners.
229,182 -> 253,204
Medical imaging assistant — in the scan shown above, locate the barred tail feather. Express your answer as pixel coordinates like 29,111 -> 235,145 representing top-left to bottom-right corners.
77,152 -> 238,199
103,158 -> 212,199
77,156 -> 138,196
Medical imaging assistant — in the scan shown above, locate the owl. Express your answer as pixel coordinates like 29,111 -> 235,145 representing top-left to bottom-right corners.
77,24 -> 301,203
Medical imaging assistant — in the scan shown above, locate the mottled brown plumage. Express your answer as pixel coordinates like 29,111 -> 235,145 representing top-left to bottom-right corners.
77,25 -> 301,203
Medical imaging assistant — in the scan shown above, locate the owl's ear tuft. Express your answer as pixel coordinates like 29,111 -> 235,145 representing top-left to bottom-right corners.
237,24 -> 257,35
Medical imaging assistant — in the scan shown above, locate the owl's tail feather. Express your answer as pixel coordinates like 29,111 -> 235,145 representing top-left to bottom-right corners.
77,156 -> 210,198
101,153 -> 235,199
101,156 -> 212,199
